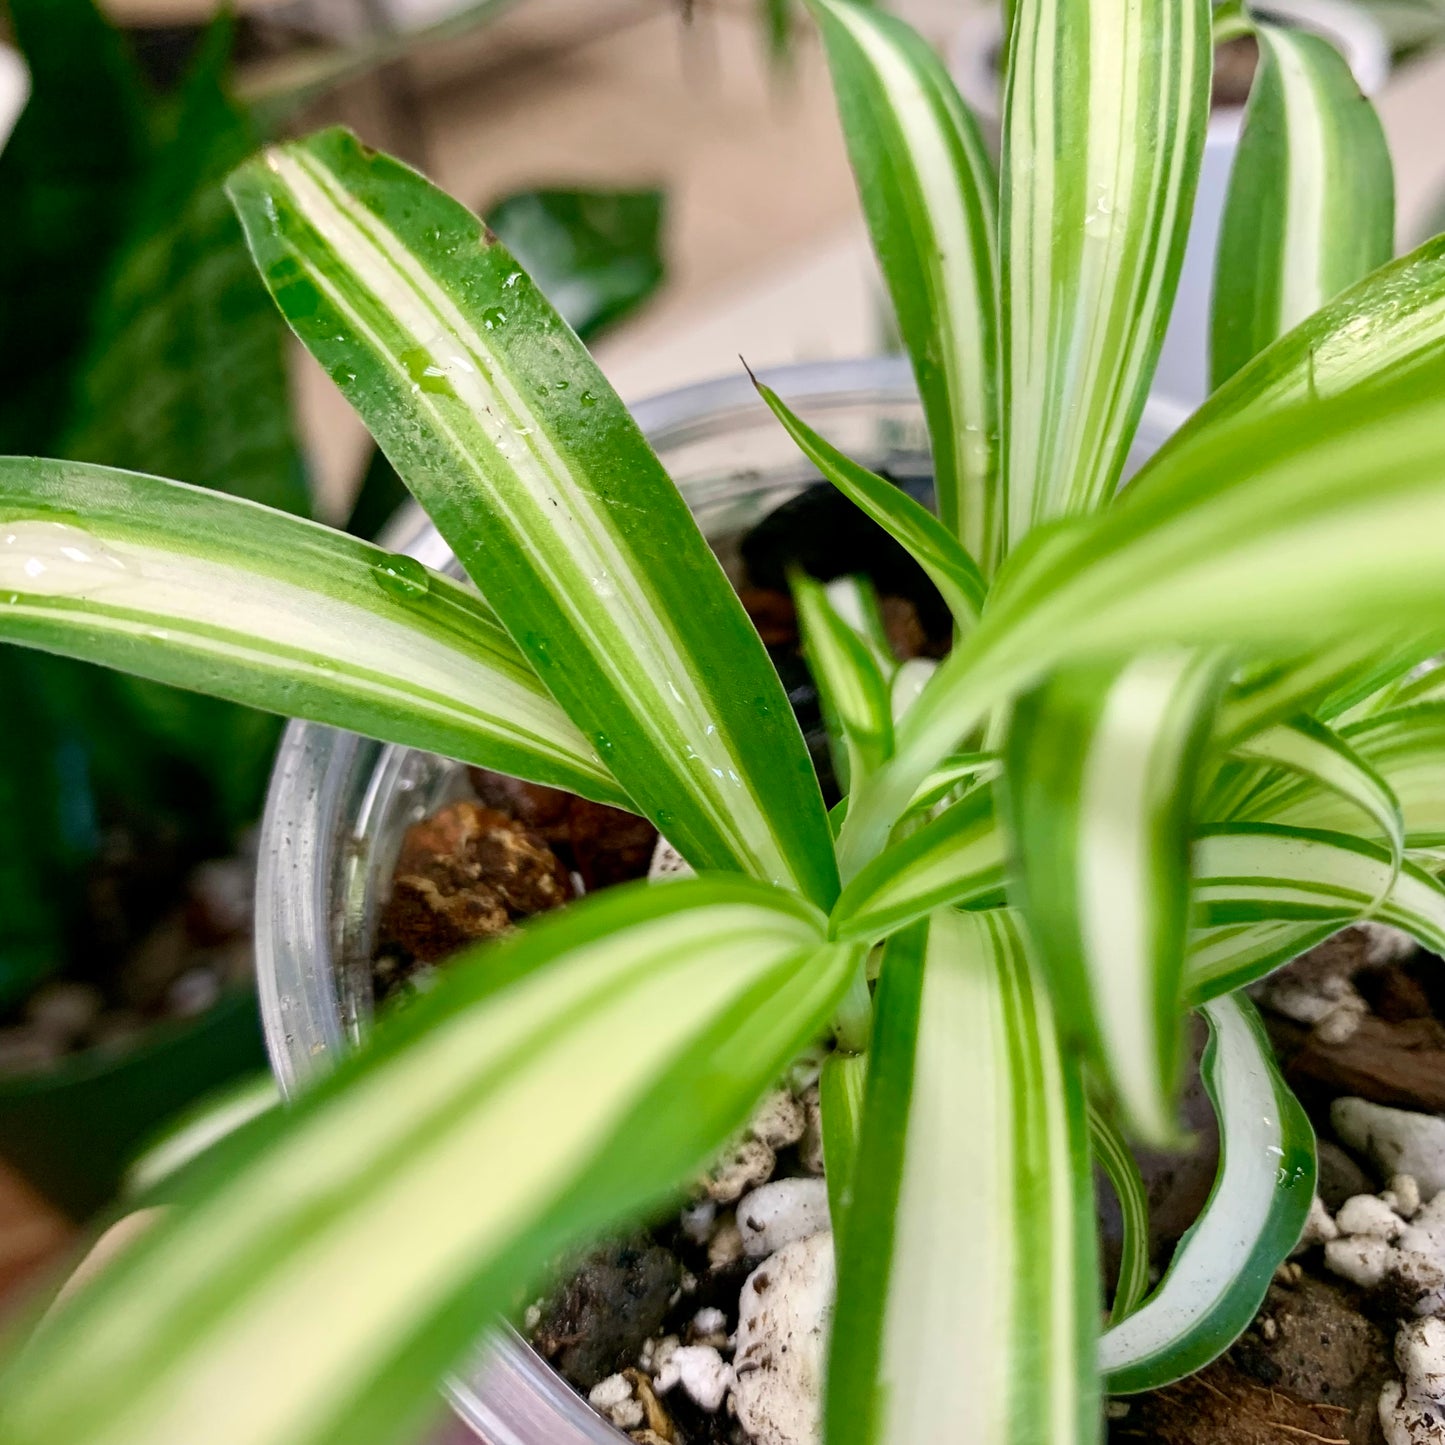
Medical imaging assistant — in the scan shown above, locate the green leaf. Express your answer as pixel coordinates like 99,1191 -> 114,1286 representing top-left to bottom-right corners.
820,1047 -> 868,1233
0,0 -> 148,458
905,749 -> 999,815
1185,919 -> 1339,1002
840,373 -> 1445,875
1088,1102 -> 1151,1324
1232,715 -> 1405,870
792,570 -> 893,793
1238,704 -> 1445,847
1005,651 -> 1224,1146
1211,21 -> 1394,389
810,0 -> 1001,566
825,908 -> 1098,1445
1100,994 -> 1315,1392
753,377 -> 987,626
830,785 -> 1006,941
484,187 -> 665,343
1158,234 -> 1445,467
1000,0 -> 1210,541
0,877 -> 852,1445
229,129 -> 837,905
1192,823 -> 1445,961
0,458 -> 625,805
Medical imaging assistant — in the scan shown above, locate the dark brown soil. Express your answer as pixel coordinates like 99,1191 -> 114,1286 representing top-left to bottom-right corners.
1115,1272 -> 1393,1445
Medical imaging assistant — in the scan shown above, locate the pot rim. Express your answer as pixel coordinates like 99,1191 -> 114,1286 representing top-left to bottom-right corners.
254,355 -> 1181,1443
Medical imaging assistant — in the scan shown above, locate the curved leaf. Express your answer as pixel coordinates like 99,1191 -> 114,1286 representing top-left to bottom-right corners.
1211,21 -> 1394,388
0,457 -> 624,804
229,129 -> 837,905
826,909 -> 1098,1445
1089,1102 -> 1151,1324
1100,994 -> 1315,1392
0,878 -> 852,1445
810,0 -> 1000,565
1193,823 -> 1445,957
1185,918 -> 1338,1002
1232,716 -> 1404,886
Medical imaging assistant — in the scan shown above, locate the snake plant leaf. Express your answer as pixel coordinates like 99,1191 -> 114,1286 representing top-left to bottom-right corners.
826,908 -> 1098,1445
840,376 -> 1445,875
830,785 -> 1006,942
0,458 -> 626,806
0,877 -> 852,1445
753,378 -> 987,626
1000,0 -> 1209,542
1211,21 -> 1394,389
1088,1102 -> 1151,1324
1185,918 -> 1340,1002
1100,995 -> 1316,1392
229,129 -> 837,906
809,0 -> 1000,566
1158,235 -> 1445,468
1005,651 -> 1224,1146
1243,705 -> 1445,847
1193,823 -> 1445,962
792,570 -> 893,793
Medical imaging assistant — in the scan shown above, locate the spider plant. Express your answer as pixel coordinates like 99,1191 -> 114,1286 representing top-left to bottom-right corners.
1,0 -> 1443,1441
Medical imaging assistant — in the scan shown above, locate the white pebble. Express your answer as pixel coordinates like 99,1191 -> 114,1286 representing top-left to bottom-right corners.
1326,1234 -> 1395,1289
1381,1318 -> 1445,1445
799,1085 -> 825,1176
1295,1194 -> 1340,1254
649,1334 -> 681,1378
1337,1194 -> 1405,1240
693,1306 -> 729,1337
1390,1176 -> 1425,1220
655,1344 -> 733,1412
736,1177 -> 831,1259
732,1233 -> 836,1445
1332,1099 -> 1445,1198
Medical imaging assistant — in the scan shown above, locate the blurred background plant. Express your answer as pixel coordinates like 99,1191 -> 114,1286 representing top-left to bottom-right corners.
0,0 -> 666,1217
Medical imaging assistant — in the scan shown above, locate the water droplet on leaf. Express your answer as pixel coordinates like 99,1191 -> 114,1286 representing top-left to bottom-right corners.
371,553 -> 431,601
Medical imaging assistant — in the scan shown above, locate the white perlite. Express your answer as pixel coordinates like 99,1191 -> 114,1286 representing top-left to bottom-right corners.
655,1344 -> 733,1412
1381,1318 -> 1445,1445
1333,1099 -> 1445,1199
736,1178 -> 832,1260
732,1233 -> 836,1445
1322,1187 -> 1445,1312
647,837 -> 694,881
587,1373 -> 644,1432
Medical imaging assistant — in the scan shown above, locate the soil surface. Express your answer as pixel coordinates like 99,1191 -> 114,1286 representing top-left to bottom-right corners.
0,831 -> 256,1074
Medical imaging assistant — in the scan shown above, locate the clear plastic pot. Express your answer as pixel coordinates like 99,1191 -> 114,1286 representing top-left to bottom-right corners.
256,356 -> 1178,1443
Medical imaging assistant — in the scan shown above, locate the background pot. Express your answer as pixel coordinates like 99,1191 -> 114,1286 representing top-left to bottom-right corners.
0,987 -> 266,1219
255,356 -> 1178,1443
949,0 -> 1392,410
